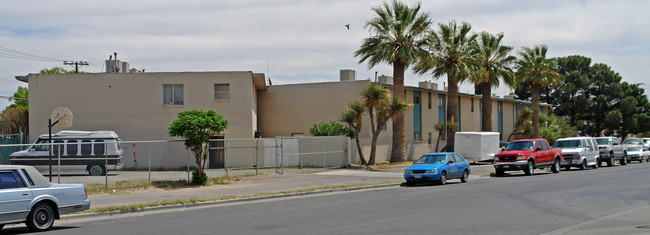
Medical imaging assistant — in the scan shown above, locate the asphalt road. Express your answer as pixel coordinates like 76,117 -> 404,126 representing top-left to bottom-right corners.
6,163 -> 650,235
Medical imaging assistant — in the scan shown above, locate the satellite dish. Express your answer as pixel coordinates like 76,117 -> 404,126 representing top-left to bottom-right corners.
51,107 -> 73,128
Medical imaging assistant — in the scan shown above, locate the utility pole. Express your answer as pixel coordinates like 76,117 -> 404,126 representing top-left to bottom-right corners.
63,61 -> 89,73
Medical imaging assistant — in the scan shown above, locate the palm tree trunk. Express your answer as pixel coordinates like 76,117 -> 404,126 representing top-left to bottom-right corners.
369,132 -> 380,165
446,76 -> 458,152
354,132 -> 367,165
481,82 -> 492,132
531,84 -> 541,138
390,62 -> 406,163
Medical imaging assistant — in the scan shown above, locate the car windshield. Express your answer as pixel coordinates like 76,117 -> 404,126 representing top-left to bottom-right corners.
596,138 -> 612,145
414,154 -> 447,164
554,140 -> 581,148
506,141 -> 534,150
623,139 -> 640,145
628,146 -> 642,151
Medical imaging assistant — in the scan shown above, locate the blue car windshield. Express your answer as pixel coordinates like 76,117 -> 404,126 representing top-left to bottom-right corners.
414,155 -> 446,164
506,141 -> 534,150
554,140 -> 581,148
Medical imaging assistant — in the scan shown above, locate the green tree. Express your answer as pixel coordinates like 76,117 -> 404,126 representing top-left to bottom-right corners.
586,63 -> 623,136
39,67 -> 76,74
552,56 -> 593,129
416,20 -> 477,151
341,100 -> 367,165
539,114 -> 578,145
470,32 -> 516,132
361,84 -> 408,165
309,121 -> 355,138
7,87 -> 28,111
355,0 -> 432,163
515,45 -> 561,138
508,108 -> 533,141
168,109 -> 229,185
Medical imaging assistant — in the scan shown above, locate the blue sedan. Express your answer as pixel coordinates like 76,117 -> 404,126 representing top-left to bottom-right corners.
404,153 -> 471,186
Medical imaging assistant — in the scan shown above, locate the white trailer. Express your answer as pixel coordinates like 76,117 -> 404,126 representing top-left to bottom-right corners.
454,132 -> 500,162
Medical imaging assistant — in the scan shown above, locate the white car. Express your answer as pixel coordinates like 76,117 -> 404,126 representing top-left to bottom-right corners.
0,165 -> 90,231
626,145 -> 646,163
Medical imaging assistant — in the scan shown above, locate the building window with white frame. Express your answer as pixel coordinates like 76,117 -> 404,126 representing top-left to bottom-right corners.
163,84 -> 184,105
214,84 -> 230,100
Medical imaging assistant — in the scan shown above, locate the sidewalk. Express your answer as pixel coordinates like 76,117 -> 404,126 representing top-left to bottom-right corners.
83,164 -> 495,212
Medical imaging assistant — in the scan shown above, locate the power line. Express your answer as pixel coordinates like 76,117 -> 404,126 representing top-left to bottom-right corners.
0,46 -> 65,62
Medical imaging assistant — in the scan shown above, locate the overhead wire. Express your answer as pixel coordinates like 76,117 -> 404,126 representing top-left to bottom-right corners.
0,46 -> 65,62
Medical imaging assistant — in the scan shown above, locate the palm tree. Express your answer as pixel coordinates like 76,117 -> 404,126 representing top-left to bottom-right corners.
516,45 -> 561,138
360,84 -> 409,165
341,99 -> 367,165
507,108 -> 533,141
470,32 -> 516,132
355,0 -> 432,163
415,20 -> 477,152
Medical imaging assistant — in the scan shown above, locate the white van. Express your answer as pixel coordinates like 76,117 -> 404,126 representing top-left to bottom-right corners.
9,130 -> 123,176
553,137 -> 599,170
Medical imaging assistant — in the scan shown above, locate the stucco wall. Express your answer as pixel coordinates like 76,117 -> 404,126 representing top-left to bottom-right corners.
26,71 -> 259,168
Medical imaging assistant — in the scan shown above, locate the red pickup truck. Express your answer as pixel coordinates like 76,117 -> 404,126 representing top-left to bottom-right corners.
493,139 -> 563,176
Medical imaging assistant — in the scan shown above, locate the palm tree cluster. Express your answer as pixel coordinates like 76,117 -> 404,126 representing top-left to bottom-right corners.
356,0 -> 560,159
341,84 -> 409,165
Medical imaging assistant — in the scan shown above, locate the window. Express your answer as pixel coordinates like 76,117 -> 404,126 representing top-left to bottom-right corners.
81,140 -> 93,156
414,133 -> 422,141
214,84 -> 230,100
67,140 -> 78,157
163,84 -> 184,105
428,132 -> 432,145
0,171 -> 25,189
471,98 -> 474,112
428,92 -> 432,109
21,169 -> 34,186
32,138 -> 49,152
413,93 -> 421,104
94,140 -> 105,156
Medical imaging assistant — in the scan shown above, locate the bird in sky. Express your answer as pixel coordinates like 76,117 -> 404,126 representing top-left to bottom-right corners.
345,24 -> 350,30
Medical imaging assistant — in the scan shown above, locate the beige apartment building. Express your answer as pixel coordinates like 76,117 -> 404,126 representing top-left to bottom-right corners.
17,68 -> 548,168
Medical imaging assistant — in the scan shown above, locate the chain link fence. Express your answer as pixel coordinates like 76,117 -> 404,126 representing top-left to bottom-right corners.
0,136 -> 349,187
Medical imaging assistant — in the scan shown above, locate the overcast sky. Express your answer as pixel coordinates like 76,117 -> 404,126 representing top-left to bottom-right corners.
1,0 -> 648,109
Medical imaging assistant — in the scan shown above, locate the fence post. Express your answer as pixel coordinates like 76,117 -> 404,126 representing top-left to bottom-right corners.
148,142 -> 151,186
105,141 -> 108,187
280,136 -> 284,175
187,149 -> 190,182
255,139 -> 259,176
344,137 -> 349,168
57,142 -> 61,184
274,138 -> 278,174
323,137 -> 326,169
299,137 -> 303,171
225,139 -> 229,178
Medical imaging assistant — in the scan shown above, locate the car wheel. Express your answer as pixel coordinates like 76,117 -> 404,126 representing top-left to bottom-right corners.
26,202 -> 55,232
621,154 -> 628,165
439,171 -> 447,185
579,160 -> 587,170
597,158 -> 602,167
608,155 -> 615,166
565,166 -> 571,171
593,158 -> 599,169
551,159 -> 560,173
405,181 -> 414,186
461,170 -> 469,183
495,169 -> 505,177
524,161 -> 534,176
88,164 -> 106,176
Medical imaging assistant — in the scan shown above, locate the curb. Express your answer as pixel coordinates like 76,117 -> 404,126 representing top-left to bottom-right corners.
64,182 -> 403,219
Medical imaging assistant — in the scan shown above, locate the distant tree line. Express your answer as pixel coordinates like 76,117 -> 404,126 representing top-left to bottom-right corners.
514,55 -> 650,138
